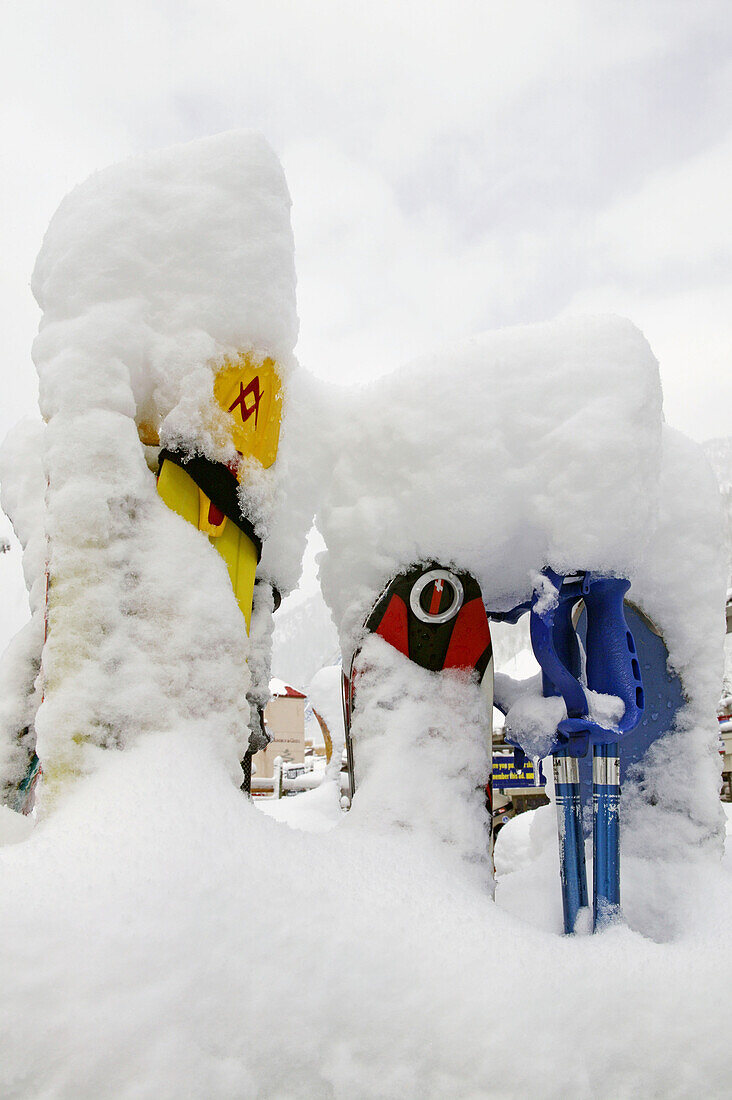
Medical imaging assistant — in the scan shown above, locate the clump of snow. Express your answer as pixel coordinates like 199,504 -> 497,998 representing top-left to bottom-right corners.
504,681 -> 627,758
307,665 -> 344,739
32,131 -> 298,433
271,581 -> 341,689
307,662 -> 346,785
586,688 -> 625,729
703,435 -> 732,586
30,129 -> 313,596
530,569 -> 559,616
3,732 -> 732,1095
38,411 -> 251,804
0,804 -> 35,846
345,636 -> 492,879
0,419 -> 46,615
258,370 -> 325,596
316,313 -> 726,899
0,420 -> 48,800
259,778 -> 343,834
702,436 -> 732,715
624,429 -> 726,877
494,801 -> 557,878
317,315 -> 664,657
0,616 -> 44,804
505,692 -> 566,760
0,131 -> 319,809
0,134 -> 729,1096
246,580 -> 278,720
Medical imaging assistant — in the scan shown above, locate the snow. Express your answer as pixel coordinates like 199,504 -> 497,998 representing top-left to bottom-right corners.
702,435 -> 732,586
32,132 -> 298,421
504,685 -> 626,758
308,663 -> 345,747
258,775 -> 343,834
0,524 -> 31,654
505,691 -> 567,759
0,420 -> 47,800
345,635 -> 492,873
0,132 -> 319,809
316,314 -> 665,658
315,315 -> 726,890
0,419 -> 46,618
271,584 -> 340,692
0,517 -> 38,795
0,803 -> 34,846
702,436 -> 732,714
2,739 -> 732,1096
29,129 -> 314,597
307,663 -> 347,791
0,131 -> 729,1095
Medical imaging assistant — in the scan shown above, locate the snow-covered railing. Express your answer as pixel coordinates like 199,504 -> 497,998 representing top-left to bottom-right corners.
251,758 -> 325,798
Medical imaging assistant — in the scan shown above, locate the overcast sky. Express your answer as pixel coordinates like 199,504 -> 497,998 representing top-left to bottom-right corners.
1,0 -> 730,450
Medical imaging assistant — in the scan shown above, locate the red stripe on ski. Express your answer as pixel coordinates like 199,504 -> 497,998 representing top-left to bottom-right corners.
443,598 -> 492,670
208,501 -> 226,526
428,579 -> 444,616
374,594 -> 410,658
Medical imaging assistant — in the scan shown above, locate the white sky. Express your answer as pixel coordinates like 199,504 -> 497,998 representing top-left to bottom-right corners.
1,0 -> 730,452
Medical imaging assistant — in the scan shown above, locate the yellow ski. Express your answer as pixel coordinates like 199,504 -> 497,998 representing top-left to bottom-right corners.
156,352 -> 283,632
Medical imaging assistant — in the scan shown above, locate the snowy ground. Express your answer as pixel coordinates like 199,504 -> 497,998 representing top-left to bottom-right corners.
1,739 -> 731,1099
1,130 -> 728,1099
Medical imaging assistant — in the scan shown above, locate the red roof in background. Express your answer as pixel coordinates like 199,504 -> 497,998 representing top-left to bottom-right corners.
278,684 -> 307,699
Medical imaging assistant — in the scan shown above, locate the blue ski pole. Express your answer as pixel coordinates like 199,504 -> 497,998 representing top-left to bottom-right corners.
526,571 -> 643,934
553,747 -> 589,933
528,572 -> 589,933
582,577 -> 641,929
592,743 -> 621,927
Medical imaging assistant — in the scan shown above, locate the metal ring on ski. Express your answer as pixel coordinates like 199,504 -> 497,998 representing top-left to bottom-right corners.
409,569 -> 464,625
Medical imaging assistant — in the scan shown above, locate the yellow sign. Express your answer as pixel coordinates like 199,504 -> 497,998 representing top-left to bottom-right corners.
493,755 -> 545,789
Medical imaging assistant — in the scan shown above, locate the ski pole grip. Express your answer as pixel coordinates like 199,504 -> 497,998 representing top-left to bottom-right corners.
527,571 -> 645,754
529,572 -> 587,720
582,577 -> 644,735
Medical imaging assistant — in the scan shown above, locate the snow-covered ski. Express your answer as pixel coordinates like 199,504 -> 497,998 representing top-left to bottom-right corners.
342,562 -> 494,845
155,352 -> 284,792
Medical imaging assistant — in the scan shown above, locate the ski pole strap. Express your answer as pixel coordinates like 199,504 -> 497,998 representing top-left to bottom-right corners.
158,448 -> 263,563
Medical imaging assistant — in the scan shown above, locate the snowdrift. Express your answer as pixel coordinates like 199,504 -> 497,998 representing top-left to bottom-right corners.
0,131 -> 728,1097
0,132 -> 316,808
318,315 -> 664,652
316,316 -> 726,905
1,733 -> 732,1097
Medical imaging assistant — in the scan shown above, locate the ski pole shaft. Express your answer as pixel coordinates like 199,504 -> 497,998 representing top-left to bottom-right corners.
592,743 -> 620,929
553,749 -> 588,934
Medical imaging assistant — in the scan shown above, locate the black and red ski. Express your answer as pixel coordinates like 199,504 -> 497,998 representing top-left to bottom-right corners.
341,563 -> 494,801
